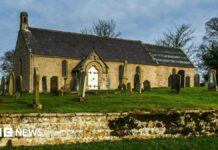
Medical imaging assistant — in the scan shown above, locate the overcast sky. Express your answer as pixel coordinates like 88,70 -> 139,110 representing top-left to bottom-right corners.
0,0 -> 217,57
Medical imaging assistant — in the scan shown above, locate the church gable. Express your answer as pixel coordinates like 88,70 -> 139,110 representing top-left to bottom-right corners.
73,50 -> 108,74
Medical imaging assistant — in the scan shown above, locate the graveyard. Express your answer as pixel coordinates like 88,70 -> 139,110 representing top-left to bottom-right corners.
0,87 -> 218,113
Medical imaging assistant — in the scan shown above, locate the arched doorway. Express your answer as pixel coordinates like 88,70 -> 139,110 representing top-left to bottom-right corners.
178,70 -> 185,87
88,66 -> 99,90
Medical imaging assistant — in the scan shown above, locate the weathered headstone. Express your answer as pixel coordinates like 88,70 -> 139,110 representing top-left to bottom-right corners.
185,76 -> 191,87
170,74 -> 181,94
8,72 -> 15,96
78,71 -> 87,101
208,69 -> 217,91
127,82 -> 132,93
194,74 -> 200,87
0,77 -> 5,96
33,68 -> 42,109
143,80 -> 151,91
134,66 -> 141,93
119,60 -> 128,90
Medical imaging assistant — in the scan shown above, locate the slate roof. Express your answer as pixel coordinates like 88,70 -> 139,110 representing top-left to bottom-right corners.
144,44 -> 194,67
24,27 -> 194,68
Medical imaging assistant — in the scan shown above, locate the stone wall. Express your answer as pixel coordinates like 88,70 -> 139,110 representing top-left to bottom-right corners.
32,55 -> 196,92
0,110 -> 217,147
14,31 -> 31,92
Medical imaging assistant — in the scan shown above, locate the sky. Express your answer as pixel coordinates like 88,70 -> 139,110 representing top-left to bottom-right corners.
0,0 -> 217,58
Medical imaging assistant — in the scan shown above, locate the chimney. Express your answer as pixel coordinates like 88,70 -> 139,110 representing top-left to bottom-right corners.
20,12 -> 28,30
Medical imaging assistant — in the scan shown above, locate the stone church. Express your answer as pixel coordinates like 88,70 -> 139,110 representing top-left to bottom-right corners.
14,12 -> 196,93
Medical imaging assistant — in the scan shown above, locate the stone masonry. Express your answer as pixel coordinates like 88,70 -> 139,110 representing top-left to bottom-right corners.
0,110 -> 217,147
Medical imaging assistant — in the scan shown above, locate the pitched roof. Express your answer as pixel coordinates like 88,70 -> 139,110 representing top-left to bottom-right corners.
24,27 -> 194,68
27,27 -> 157,65
144,44 -> 194,68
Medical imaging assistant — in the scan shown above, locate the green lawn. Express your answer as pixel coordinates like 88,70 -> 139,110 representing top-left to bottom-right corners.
0,87 -> 218,113
2,135 -> 218,150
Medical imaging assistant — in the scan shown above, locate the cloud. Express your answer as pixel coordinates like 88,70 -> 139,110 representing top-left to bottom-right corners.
0,0 -> 217,56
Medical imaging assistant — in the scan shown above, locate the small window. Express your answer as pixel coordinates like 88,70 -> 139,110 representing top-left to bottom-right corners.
62,60 -> 67,77
19,59 -> 22,76
23,17 -> 27,23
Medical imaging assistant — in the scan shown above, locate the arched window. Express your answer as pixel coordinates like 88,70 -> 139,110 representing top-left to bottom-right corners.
62,60 -> 67,77
24,17 -> 27,23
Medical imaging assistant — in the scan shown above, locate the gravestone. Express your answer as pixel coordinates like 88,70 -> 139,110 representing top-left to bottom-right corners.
119,60 -> 128,90
208,69 -> 217,91
134,66 -> 141,93
1,77 -> 5,96
170,74 -> 181,94
127,82 -> 132,93
185,76 -> 191,87
8,72 -> 15,96
50,76 -> 58,94
33,68 -> 42,109
194,74 -> 200,87
78,71 -> 87,101
143,80 -> 151,91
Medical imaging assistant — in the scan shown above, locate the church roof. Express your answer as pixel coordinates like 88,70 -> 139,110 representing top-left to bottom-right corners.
144,44 -> 195,67
25,27 -> 194,68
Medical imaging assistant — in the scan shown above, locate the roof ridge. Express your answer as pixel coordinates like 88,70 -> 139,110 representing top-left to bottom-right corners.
143,43 -> 182,50
29,27 -> 142,43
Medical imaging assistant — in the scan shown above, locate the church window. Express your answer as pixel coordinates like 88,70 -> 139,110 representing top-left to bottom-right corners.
62,60 -> 67,77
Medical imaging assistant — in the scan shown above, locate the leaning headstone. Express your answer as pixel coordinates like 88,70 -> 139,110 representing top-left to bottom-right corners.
143,80 -> 151,91
78,71 -> 87,101
8,72 -> 15,96
33,68 -> 42,109
170,74 -> 181,94
127,82 -> 132,93
194,74 -> 200,87
1,77 -> 5,96
208,69 -> 217,91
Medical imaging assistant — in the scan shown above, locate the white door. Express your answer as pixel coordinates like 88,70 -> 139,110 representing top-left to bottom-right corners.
88,66 -> 99,90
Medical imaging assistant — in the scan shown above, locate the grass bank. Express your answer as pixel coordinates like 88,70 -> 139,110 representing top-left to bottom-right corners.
0,87 -> 218,113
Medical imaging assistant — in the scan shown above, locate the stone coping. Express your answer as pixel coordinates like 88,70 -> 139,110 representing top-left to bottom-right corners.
0,110 -> 217,117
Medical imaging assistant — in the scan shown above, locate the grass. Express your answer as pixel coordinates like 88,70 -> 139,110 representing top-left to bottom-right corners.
2,135 -> 218,150
0,87 -> 218,113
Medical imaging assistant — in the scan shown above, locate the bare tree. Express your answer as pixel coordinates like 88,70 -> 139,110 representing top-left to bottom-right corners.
203,17 -> 218,43
81,19 -> 121,38
156,24 -> 195,59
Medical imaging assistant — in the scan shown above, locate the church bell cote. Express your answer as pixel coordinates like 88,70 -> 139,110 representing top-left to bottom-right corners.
20,12 -> 28,30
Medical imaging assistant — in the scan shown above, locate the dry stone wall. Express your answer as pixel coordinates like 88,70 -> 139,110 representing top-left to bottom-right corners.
0,110 -> 217,147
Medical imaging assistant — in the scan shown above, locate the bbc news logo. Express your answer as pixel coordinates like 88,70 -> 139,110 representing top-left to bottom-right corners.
0,128 -> 44,137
